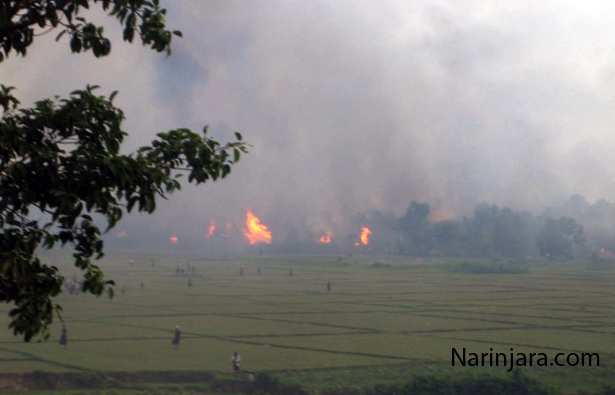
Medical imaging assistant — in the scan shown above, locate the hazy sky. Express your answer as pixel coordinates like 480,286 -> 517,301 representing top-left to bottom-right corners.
4,1 -> 615,242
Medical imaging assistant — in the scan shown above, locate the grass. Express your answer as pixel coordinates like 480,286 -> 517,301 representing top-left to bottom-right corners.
1,253 -> 615,394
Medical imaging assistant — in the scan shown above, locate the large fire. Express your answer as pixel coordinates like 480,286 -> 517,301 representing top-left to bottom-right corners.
318,230 -> 332,244
206,219 -> 216,239
243,210 -> 272,245
357,227 -> 372,245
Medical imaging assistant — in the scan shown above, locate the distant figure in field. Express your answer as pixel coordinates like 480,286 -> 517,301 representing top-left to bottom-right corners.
59,324 -> 67,349
140,281 -> 144,289
172,325 -> 181,348
129,259 -> 134,267
188,278 -> 192,287
289,269 -> 293,277
257,267 -> 261,275
326,278 -> 331,292
240,267 -> 244,276
121,285 -> 126,295
232,352 -> 242,372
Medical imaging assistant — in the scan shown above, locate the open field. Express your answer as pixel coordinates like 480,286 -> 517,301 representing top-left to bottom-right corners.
1,254 -> 615,393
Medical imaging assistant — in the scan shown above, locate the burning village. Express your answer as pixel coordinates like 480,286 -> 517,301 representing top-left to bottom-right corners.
2,1 -> 615,395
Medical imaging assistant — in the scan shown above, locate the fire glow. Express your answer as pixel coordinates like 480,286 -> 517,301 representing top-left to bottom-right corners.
170,235 -> 179,244
243,210 -> 272,245
206,219 -> 216,239
355,227 -> 372,246
318,230 -> 332,244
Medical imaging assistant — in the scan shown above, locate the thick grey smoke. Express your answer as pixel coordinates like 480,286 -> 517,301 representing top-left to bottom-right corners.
4,1 -> 615,247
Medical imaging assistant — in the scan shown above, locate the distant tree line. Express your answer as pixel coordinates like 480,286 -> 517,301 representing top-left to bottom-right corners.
107,194 -> 615,261
392,200 -> 585,260
346,194 -> 615,260
266,196 -> 593,261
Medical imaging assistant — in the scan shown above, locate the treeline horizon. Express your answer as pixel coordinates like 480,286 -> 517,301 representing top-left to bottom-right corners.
105,195 -> 615,261
352,194 -> 613,260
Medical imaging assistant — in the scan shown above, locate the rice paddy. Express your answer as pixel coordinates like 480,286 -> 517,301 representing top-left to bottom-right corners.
1,254 -> 614,393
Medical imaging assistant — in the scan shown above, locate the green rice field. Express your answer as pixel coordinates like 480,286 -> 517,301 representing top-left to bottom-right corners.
1,254 -> 615,394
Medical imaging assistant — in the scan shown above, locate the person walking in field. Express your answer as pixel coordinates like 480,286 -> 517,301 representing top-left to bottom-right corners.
326,277 -> 331,292
172,325 -> 181,349
59,324 -> 67,349
232,351 -> 242,372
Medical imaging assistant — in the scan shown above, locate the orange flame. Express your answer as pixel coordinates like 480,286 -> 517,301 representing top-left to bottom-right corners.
243,210 -> 272,245
318,230 -> 332,244
170,235 -> 179,244
206,219 -> 216,239
359,227 -> 371,245
116,230 -> 127,238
